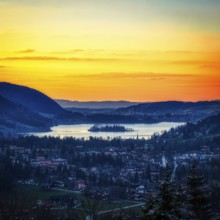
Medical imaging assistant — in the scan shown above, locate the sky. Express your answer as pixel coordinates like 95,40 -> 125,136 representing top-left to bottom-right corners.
0,0 -> 220,101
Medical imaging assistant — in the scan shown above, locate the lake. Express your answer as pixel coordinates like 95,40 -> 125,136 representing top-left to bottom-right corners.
28,122 -> 184,139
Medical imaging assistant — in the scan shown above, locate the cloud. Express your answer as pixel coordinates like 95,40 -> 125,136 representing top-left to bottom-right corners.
169,60 -> 220,67
0,56 -> 119,62
171,84 -> 220,88
164,50 -> 200,54
16,49 -> 35,53
2,56 -> 216,66
198,65 -> 220,69
64,72 -> 195,80
70,49 -> 86,52
50,49 -> 87,54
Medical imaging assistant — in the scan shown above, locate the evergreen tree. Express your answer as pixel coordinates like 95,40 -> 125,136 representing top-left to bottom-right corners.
146,164 -> 151,181
0,155 -> 14,193
143,165 -> 185,220
142,194 -> 157,220
173,185 -> 190,219
187,163 -> 212,220
156,166 -> 174,219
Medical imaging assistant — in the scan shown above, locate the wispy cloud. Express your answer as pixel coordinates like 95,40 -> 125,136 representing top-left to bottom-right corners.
171,84 -> 220,88
2,55 -> 217,67
169,60 -> 220,66
164,50 -> 202,54
64,72 -> 195,80
198,64 -> 220,69
16,49 -> 35,53
0,56 -> 119,62
50,49 -> 87,54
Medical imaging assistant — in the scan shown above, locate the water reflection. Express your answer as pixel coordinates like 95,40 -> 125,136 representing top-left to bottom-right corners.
28,122 -> 184,139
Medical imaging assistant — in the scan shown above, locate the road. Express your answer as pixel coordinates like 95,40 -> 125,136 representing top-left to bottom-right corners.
97,202 -> 145,215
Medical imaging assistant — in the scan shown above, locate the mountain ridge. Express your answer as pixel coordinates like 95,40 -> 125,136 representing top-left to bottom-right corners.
0,82 -> 70,137
114,100 -> 220,115
55,99 -> 140,109
0,82 -> 220,137
0,82 -> 64,115
0,94 -> 51,137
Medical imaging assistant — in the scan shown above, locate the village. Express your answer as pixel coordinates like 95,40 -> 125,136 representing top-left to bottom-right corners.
1,135 -> 219,205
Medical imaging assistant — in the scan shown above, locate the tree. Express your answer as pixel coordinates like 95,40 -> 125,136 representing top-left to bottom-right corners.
187,163 -> 212,220
142,165 -> 187,220
143,166 -> 172,219
142,194 -> 157,220
146,164 -> 151,181
0,155 -> 14,193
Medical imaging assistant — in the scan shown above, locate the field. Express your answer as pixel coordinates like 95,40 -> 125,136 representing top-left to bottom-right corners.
10,184 -> 143,219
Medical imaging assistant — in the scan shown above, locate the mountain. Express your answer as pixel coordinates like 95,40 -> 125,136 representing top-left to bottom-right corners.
0,94 -> 50,137
63,107 -> 114,114
150,112 -> 220,155
1,82 -> 219,137
115,101 -> 220,116
0,82 -> 64,115
55,99 -> 140,109
0,82 -> 70,137
56,100 -> 220,123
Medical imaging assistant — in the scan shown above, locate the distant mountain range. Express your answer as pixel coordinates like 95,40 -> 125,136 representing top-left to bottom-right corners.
55,99 -> 140,109
114,101 -> 220,116
0,82 -> 220,137
56,99 -> 220,117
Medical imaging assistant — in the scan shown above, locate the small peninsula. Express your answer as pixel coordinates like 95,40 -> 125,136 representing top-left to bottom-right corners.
88,124 -> 134,132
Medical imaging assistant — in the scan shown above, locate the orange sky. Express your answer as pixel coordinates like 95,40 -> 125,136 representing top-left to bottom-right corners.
0,0 -> 220,101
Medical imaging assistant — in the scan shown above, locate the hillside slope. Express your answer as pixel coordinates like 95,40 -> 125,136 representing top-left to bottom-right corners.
149,113 -> 220,155
0,95 -> 50,137
115,101 -> 220,116
0,82 -> 64,115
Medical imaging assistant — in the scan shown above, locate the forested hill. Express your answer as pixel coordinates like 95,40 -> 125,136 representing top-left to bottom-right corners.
0,95 -> 50,137
0,82 -> 73,137
175,113 -> 220,138
0,82 -> 64,115
115,101 -> 220,116
150,113 -> 220,154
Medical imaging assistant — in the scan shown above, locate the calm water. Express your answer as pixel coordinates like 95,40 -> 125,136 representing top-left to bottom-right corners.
28,122 -> 184,139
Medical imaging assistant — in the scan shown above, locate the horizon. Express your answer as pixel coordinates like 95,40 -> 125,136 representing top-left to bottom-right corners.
55,98 -> 220,103
1,81 -> 220,103
0,0 -> 220,101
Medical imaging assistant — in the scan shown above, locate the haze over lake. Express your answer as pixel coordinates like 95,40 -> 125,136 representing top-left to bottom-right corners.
29,122 -> 184,139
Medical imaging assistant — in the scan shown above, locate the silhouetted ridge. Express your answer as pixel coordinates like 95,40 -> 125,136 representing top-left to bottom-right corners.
0,94 -> 15,111
0,82 -> 64,115
0,94 -> 50,131
55,99 -> 140,109
115,101 -> 220,115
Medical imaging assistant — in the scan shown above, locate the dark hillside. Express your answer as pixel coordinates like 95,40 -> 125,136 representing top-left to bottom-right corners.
149,113 -> 220,155
0,95 -> 50,136
0,82 -> 64,115
115,101 -> 220,116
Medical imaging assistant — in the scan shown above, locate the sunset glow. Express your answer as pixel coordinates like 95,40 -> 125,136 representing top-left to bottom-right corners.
0,0 -> 220,101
